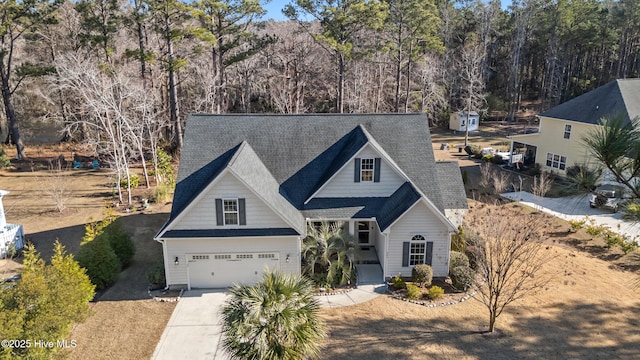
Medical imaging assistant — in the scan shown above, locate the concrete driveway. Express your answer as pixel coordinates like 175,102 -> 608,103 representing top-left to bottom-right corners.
502,191 -> 640,242
152,290 -> 230,360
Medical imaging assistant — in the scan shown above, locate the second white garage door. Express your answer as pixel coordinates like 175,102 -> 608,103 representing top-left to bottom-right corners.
187,252 -> 280,289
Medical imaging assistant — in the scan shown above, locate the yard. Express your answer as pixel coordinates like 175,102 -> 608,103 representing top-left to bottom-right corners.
1,141 -> 640,359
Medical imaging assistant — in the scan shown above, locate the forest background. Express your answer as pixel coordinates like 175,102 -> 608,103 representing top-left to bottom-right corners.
1,0 -> 638,158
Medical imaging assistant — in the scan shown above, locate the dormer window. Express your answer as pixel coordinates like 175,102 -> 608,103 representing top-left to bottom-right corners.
354,157 -> 381,183
361,158 -> 374,182
223,199 -> 239,225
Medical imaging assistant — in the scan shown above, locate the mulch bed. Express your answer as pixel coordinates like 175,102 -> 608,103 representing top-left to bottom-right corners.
388,278 -> 476,307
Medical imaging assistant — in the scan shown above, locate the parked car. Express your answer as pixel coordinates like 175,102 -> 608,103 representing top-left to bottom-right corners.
589,184 -> 630,212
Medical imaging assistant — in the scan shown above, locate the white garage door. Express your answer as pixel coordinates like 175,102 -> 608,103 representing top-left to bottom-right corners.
188,252 -> 280,289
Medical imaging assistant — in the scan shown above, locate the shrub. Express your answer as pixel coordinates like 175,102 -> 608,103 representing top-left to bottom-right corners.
152,181 -> 174,204
464,245 -> 483,271
449,251 -> 470,272
451,225 -> 466,252
428,285 -> 444,300
406,284 -> 422,300
623,201 -> 640,221
482,154 -> 494,162
450,265 -> 475,291
120,172 -> 140,188
468,144 -> 482,158
0,148 -> 10,168
76,236 -> 121,290
568,219 -> 585,230
146,262 -> 166,288
412,264 -> 433,287
103,221 -> 135,267
391,275 -> 406,290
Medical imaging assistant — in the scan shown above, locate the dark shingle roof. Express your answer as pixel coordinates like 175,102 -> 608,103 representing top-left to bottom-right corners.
162,228 -> 299,238
435,162 -> 469,210
227,142 -> 305,234
539,79 -> 640,125
376,182 -> 422,231
177,113 -> 446,209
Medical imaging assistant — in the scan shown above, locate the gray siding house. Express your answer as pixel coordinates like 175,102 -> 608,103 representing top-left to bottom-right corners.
155,114 -> 467,289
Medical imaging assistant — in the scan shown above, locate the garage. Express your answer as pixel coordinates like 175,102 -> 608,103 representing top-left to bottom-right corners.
187,252 -> 280,289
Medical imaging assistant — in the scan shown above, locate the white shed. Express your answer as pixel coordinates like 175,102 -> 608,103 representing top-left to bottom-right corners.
0,190 -> 24,259
449,111 -> 480,132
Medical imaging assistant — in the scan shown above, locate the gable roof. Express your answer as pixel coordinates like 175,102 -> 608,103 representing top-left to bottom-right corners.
177,113 -> 449,210
539,79 -> 640,125
435,162 -> 468,210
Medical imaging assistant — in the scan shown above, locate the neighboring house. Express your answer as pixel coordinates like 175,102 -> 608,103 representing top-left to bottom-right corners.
155,114 -> 468,289
509,79 -> 640,174
449,111 -> 479,132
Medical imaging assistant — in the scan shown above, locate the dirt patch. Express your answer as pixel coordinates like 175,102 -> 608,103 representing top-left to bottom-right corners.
0,145 -> 176,359
319,203 -> 640,359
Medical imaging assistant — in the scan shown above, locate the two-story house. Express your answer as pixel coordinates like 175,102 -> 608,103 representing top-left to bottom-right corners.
154,114 -> 467,289
509,79 -> 640,174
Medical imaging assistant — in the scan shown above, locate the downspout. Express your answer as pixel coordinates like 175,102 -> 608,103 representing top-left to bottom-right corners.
383,231 -> 390,283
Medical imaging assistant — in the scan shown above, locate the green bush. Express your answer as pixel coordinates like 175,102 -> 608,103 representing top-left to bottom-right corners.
451,225 -> 466,252
391,275 -> 406,290
76,236 -> 122,290
103,221 -> 135,267
482,154 -> 494,162
623,201 -> 640,221
146,262 -> 166,288
0,148 -> 10,168
450,265 -> 475,291
428,285 -> 444,300
120,172 -> 140,188
449,251 -> 470,272
406,284 -> 422,300
412,264 -> 433,287
468,144 -> 482,159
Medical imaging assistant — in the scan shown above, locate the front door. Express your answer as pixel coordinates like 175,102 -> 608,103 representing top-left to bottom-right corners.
357,221 -> 371,245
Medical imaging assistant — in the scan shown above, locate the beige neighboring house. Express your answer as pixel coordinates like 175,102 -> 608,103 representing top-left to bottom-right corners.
509,79 -> 640,174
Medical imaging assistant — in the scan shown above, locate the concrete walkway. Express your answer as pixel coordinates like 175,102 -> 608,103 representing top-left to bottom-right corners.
502,191 -> 640,242
152,264 -> 386,359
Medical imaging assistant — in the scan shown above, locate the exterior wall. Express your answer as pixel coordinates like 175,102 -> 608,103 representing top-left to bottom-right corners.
449,113 -> 479,132
172,172 -> 290,230
314,145 -> 405,198
385,202 -> 451,278
374,224 -> 385,266
164,236 -> 300,287
514,117 -> 599,174
444,209 -> 466,229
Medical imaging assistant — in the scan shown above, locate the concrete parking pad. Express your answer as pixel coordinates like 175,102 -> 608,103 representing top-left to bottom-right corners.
152,290 -> 230,360
502,191 -> 640,242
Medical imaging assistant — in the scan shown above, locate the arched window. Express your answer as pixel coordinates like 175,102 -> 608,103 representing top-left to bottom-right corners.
410,235 -> 426,265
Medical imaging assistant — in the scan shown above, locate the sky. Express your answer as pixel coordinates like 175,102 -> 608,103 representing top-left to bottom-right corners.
262,0 -> 289,21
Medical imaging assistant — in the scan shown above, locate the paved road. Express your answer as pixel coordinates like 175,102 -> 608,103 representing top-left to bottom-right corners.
502,191 -> 640,243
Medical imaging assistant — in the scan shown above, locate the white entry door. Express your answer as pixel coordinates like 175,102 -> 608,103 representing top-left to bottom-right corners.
357,221 -> 372,245
188,252 -> 280,289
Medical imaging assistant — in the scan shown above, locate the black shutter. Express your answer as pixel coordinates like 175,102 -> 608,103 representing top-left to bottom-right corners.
354,158 -> 361,182
238,198 -> 246,225
425,242 -> 433,265
402,242 -> 410,267
374,157 -> 381,182
215,198 -> 223,226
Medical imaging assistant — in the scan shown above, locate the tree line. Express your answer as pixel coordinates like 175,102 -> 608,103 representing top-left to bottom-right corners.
1,0 -> 639,159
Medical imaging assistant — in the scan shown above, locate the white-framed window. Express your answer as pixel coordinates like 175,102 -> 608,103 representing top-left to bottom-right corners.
564,124 -> 572,139
223,199 -> 239,225
546,153 -> 567,170
361,158 -> 374,182
409,234 -> 426,266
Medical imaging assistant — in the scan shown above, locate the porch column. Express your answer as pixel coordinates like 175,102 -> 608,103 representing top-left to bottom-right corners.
508,138 -> 515,165
348,221 -> 355,236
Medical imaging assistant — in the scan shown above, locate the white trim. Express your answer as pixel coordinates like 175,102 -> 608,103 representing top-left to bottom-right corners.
227,168 -> 305,234
222,198 -> 240,226
303,130 -> 410,204
409,234 -> 427,266
155,168 -> 231,239
360,157 -> 375,182
383,197 -> 457,233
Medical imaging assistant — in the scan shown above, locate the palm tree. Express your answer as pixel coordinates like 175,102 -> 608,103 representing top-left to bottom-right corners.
221,270 -> 326,360
301,221 -> 358,286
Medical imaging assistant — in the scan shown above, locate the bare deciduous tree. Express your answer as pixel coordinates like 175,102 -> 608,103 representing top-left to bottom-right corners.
531,171 -> 553,199
466,206 -> 553,333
